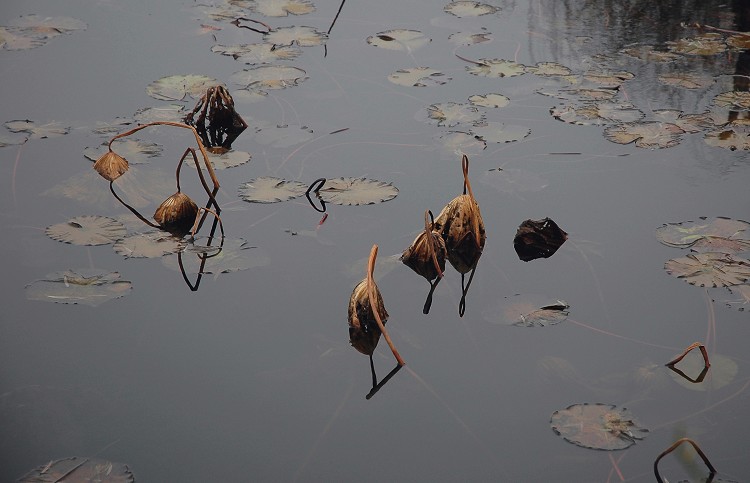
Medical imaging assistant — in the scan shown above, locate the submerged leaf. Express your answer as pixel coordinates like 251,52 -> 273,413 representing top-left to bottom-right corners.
245,0 -> 316,17
25,269 -> 132,306
665,252 -> 750,287
444,1 -> 498,17
388,67 -> 451,87
8,15 -> 87,36
435,131 -> 486,157
113,231 -> 186,258
250,122 -> 314,147
366,29 -> 430,51
317,177 -> 399,205
166,238 -> 271,277
422,102 -> 484,127
479,167 -> 548,195
550,403 -> 648,450
604,122 -> 684,149
84,139 -> 162,165
467,58 -> 527,78
133,104 -> 186,123
263,25 -> 327,46
211,42 -> 302,63
238,176 -> 307,203
448,31 -> 492,46
655,217 -> 750,252
484,294 -> 569,327
468,93 -> 509,108
46,216 -> 126,246
470,122 -> 530,143
145,74 -> 217,101
19,456 -> 134,482
668,352 -> 738,391
229,65 -> 308,90
4,120 -> 69,139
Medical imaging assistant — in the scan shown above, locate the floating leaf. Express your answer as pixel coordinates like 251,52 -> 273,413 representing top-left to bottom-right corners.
484,294 -> 569,327
467,58 -> 527,78
113,231 -> 186,258
145,74 -> 217,101
704,125 -> 750,150
468,93 -> 509,108
727,33 -> 750,50
665,252 -> 750,287
166,238 -> 271,277
366,29 -> 430,51
203,149 -> 252,169
528,62 -> 573,77
479,167 -> 548,195
712,91 -> 750,111
0,131 -> 28,147
317,177 -> 399,206
19,456 -> 134,482
250,122 -> 314,147
668,352 -> 738,391
448,31 -> 492,46
211,42 -> 302,63
550,403 -> 648,450
722,284 -> 750,311
652,110 -> 719,133
620,45 -> 680,62
470,122 -> 531,143
229,65 -> 308,90
26,269 -> 132,306
90,117 -> 135,136
658,72 -> 715,89
514,217 -> 568,262
245,0 -> 315,16
551,102 -> 644,125
435,131 -> 486,156
133,104 -> 186,123
388,67 -> 451,87
193,3 -> 246,21
667,33 -> 727,55
263,25 -> 327,46
84,139 -> 162,165
8,15 -> 87,36
444,1 -> 498,17
655,217 -> 750,252
583,70 -> 634,88
238,176 -> 307,203
0,26 -> 47,50
4,120 -> 69,139
604,122 -> 684,149
421,102 -> 484,127
46,216 -> 127,246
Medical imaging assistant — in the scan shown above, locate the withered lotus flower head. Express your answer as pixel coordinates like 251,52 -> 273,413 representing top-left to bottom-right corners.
401,210 -> 446,281
93,150 -> 129,181
153,192 -> 199,230
348,279 -> 389,356
434,193 -> 486,273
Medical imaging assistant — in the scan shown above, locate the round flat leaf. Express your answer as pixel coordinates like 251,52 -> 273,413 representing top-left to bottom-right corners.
655,217 -> 750,251
317,177 -> 398,206
90,117 -> 135,136
652,110 -> 719,133
247,0 -> 315,16
263,26 -> 327,46
46,216 -> 127,246
238,176 -> 307,203
668,352 -> 738,391
366,29 -> 430,51
388,67 -> 451,87
421,102 -> 484,127
20,457 -> 134,483
0,131 -> 28,146
704,125 -> 750,151
133,104 -> 186,123
113,231 -> 186,258
250,123 -> 314,147
658,72 -> 715,89
435,131 -> 486,157
229,65 -> 308,90
667,34 -> 727,55
448,31 -> 492,46
467,59 -> 527,78
483,294 -> 568,327
712,91 -> 750,111
211,42 -> 302,63
468,93 -> 509,108
7,14 -> 86,37
604,122 -> 684,149
0,26 -> 48,50
551,102 -> 643,125
4,120 -> 69,139
665,252 -> 750,287
583,70 -> 634,88
550,403 -> 648,450
84,139 -> 162,165
192,3 -> 246,21
25,269 -> 132,307
444,1 -> 498,17
479,167 -> 548,195
470,122 -> 531,143
528,62 -> 573,77
621,45 -> 680,62
146,75 -> 217,101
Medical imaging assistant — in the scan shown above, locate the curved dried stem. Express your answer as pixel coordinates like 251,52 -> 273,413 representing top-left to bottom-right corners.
461,154 -> 482,251
108,181 -> 161,229
654,438 -> 716,483
424,210 -> 444,279
666,341 -> 710,368
366,244 -> 405,366
190,207 -> 225,241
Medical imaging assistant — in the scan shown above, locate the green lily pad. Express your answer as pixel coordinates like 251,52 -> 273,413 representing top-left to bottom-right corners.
145,74 -> 217,101
655,217 -> 750,252
317,177 -> 399,206
46,216 -> 127,246
467,58 -> 528,78
113,231 -> 186,258
229,65 -> 308,90
4,120 -> 69,139
263,25 -> 327,46
604,122 -> 684,149
550,403 -> 648,450
665,252 -> 750,287
444,1 -> 498,17
26,269 -> 132,306
470,122 -> 531,143
366,29 -> 430,51
238,176 -> 307,203
211,42 -> 302,63
19,456 -> 134,482
388,67 -> 451,87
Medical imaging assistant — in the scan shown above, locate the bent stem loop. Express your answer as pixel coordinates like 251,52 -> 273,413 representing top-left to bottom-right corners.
666,342 -> 710,368
653,438 -> 716,483
461,154 -> 482,251
366,245 -> 405,366
424,210 -> 443,279
190,207 -> 225,241
108,181 -> 161,229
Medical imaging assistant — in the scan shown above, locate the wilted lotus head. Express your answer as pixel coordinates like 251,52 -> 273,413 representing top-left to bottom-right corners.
347,279 -> 388,356
153,192 -> 199,235
93,150 -> 129,181
401,211 -> 446,281
434,194 -> 486,273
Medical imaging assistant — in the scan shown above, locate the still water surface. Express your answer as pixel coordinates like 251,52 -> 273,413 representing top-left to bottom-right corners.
1,0 -> 749,481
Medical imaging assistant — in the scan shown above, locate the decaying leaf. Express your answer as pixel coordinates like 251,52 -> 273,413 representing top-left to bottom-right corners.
422,102 -> 484,127
113,231 -> 187,258
263,25 -> 327,46
4,120 -> 69,139
444,1 -> 498,17
85,139 -> 162,165
667,33 -> 727,56
448,31 -> 492,46
92,150 -> 129,181
604,122 -> 684,149
665,252 -> 750,287
153,192 -> 199,234
668,352 -> 738,392
466,58 -> 528,78
655,217 -> 750,252
657,72 -> 715,89
513,217 -> 568,261
388,67 -> 451,87
145,74 -> 218,101
712,91 -> 750,111
211,42 -> 302,64
133,104 -> 186,123
244,0 -> 316,17
468,93 -> 509,108
229,65 -> 308,90
704,125 -> 750,151
46,216 -> 127,246
483,293 -> 570,327
528,62 -> 573,77
435,131 -> 486,157
620,44 -> 680,62
19,456 -> 134,482
470,122 -> 530,143
25,269 -> 132,307
550,403 -> 648,450
366,29 -> 430,51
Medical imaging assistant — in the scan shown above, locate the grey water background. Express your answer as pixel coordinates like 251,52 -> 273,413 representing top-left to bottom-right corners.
1,0 -> 749,481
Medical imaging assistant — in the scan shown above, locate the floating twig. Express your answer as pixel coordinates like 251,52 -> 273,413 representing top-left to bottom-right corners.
367,245 -> 405,366
666,341 -> 710,368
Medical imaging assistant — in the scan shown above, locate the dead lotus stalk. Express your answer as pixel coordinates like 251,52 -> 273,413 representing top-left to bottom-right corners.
348,244 -> 405,366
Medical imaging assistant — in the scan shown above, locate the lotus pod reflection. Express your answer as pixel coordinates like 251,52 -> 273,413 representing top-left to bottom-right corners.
348,279 -> 389,356
154,192 -> 199,234
401,210 -> 446,281
93,150 -> 129,181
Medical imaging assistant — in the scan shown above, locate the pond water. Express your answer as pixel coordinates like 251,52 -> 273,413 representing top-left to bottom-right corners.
1,0 -> 749,481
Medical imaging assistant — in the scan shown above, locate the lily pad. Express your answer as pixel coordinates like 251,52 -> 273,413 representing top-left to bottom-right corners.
19,456 -> 134,482
245,0 -> 315,16
620,45 -> 680,62
583,70 -> 634,88
550,403 -> 648,450
704,125 -> 750,151
444,1 -> 498,17
366,29 -> 431,51
388,67 -> 451,87
8,15 -> 87,36
657,72 -> 715,89
133,104 -> 186,123
551,102 -> 644,126
528,62 -> 573,77
667,33 -> 727,56
238,176 -> 307,203
250,123 -> 314,147
113,231 -> 186,258
211,42 -> 302,63
448,31 -> 492,46
668,352 -> 738,391
479,167 -> 548,195
652,110 -> 719,133
46,216 -> 127,246
421,102 -> 484,127
90,118 -> 135,136
193,3 -> 246,21
466,58 -> 528,78
0,26 -> 47,50
145,74 -> 217,101
263,25 -> 327,46
712,91 -> 750,111
655,217 -> 750,252
0,131 -> 28,147
470,122 -> 531,143
468,93 -> 509,108
25,269 -> 132,306
4,120 -> 69,139
317,177 -> 399,205
604,122 -> 684,149
84,139 -> 162,165
164,238 -> 271,277
665,252 -> 750,287
229,65 -> 308,90
435,131 -> 486,157
484,294 -> 569,327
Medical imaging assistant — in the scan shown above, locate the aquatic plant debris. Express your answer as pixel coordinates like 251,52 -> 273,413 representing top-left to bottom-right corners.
550,403 -> 648,450
483,294 -> 569,327
46,216 -> 127,246
664,253 -> 750,287
388,67 -> 451,87
19,456 -> 135,482
25,269 -> 132,307
513,217 -> 568,262
655,217 -> 750,253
